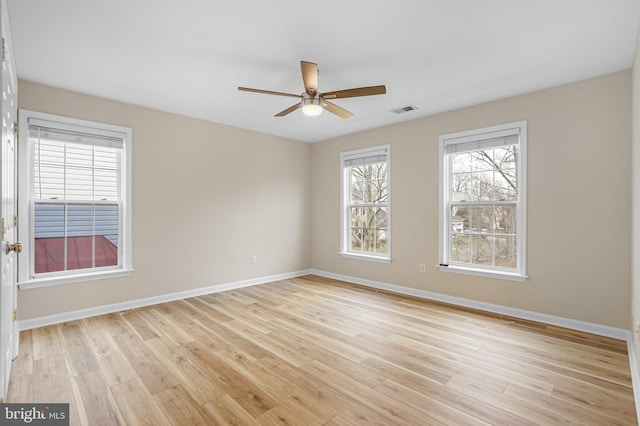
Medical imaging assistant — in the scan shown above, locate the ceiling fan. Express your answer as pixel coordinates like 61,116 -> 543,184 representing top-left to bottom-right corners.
238,61 -> 386,119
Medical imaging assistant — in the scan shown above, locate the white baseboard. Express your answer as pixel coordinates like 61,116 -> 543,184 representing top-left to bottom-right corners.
310,269 -> 631,341
18,269 -> 312,330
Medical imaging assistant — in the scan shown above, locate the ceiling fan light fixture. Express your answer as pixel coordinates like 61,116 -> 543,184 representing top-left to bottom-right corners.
301,97 -> 323,116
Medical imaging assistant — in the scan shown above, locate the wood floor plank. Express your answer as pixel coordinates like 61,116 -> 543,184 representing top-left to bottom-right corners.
176,295 -> 234,326
185,297 -> 235,323
60,323 -> 89,347
257,355 -> 400,426
202,394 -> 261,426
222,319 -> 312,367
302,359 -> 445,425
181,340 -> 277,417
120,309 -> 160,341
153,385 -> 215,425
215,345 -> 336,425
63,344 -> 101,377
113,332 -> 180,395
255,405 -> 308,426
388,332 -> 555,394
71,369 -> 124,426
137,308 -> 194,347
99,312 -> 133,336
191,316 -> 272,359
504,381 -> 632,426
32,354 -> 75,403
31,324 -> 63,360
6,275 -> 637,425
110,378 -> 171,426
446,374 -> 582,425
266,315 -> 373,363
82,328 -> 136,387
144,336 -> 224,405
374,379 -> 493,426
263,323 -> 387,389
154,302 -> 229,352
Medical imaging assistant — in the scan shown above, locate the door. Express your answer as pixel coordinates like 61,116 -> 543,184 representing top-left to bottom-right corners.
0,0 -> 18,402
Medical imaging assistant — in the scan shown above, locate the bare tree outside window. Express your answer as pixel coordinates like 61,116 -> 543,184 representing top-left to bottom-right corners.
450,146 -> 518,268
349,161 -> 388,254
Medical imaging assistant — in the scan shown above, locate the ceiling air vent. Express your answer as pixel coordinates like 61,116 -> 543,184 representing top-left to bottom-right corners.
391,105 -> 418,114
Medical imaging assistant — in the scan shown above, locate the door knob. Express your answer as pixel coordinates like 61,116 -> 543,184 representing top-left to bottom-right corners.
6,241 -> 22,255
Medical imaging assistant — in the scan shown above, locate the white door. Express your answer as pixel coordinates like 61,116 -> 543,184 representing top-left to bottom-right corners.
0,0 -> 18,402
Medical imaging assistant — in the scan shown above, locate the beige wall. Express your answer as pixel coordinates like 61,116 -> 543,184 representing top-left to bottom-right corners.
17,80 -> 312,320
311,71 -> 631,329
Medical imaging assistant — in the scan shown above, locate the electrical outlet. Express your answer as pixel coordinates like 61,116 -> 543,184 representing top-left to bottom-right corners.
419,263 -> 426,273
251,255 -> 257,264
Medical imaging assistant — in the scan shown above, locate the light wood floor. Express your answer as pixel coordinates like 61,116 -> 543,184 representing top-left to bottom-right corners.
6,275 -> 638,425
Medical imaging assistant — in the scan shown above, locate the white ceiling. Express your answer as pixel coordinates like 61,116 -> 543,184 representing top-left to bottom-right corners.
6,1 -> 640,143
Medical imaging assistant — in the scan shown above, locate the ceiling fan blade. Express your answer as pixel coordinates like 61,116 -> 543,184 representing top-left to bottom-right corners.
322,85 -> 387,99
275,102 -> 302,117
301,61 -> 318,97
238,87 -> 302,99
322,100 -> 353,119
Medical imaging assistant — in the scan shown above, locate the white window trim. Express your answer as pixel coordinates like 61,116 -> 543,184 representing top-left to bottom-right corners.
438,121 -> 527,281
339,144 -> 391,263
17,110 -> 133,289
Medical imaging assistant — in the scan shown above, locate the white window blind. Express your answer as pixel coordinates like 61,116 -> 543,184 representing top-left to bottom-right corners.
30,124 -> 121,202
342,147 -> 388,167
444,129 -> 520,154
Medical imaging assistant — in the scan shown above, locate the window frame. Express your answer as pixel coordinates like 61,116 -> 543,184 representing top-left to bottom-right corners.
340,144 -> 391,263
438,121 -> 527,281
17,110 -> 133,289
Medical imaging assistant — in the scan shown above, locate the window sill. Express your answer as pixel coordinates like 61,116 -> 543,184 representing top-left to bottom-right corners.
339,252 -> 391,264
18,268 -> 134,290
437,264 -> 527,282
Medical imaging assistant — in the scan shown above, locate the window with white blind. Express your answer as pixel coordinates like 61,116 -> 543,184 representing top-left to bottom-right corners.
340,145 -> 390,262
439,121 -> 526,281
18,110 -> 133,287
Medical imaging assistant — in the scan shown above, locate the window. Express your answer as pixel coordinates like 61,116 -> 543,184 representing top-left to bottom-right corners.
18,110 -> 133,287
439,121 -> 526,281
340,145 -> 390,262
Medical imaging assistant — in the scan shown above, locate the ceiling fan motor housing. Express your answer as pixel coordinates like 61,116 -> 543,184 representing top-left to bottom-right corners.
301,92 -> 323,116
